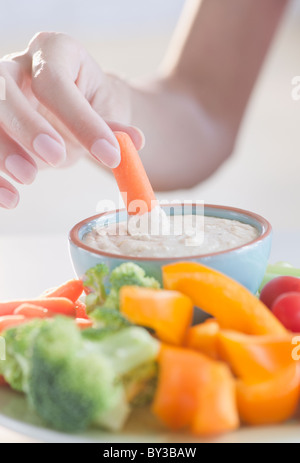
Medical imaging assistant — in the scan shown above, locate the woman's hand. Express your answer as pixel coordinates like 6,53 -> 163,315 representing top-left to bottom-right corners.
0,32 -> 144,208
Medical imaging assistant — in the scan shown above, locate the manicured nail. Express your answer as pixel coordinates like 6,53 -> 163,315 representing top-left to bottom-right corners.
0,188 -> 18,209
91,139 -> 120,168
139,131 -> 145,150
33,134 -> 66,167
131,126 -> 145,150
5,154 -> 37,184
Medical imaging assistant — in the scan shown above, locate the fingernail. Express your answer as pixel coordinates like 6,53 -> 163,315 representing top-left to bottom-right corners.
0,188 -> 18,209
131,126 -> 145,150
33,134 -> 66,167
91,139 -> 120,168
139,131 -> 145,150
5,154 -> 37,184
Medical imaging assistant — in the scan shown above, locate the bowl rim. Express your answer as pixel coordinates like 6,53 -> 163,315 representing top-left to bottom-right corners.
69,203 -> 272,261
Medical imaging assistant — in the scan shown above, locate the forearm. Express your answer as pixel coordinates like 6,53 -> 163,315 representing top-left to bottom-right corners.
163,0 -> 289,131
128,78 -> 233,191
126,0 -> 288,191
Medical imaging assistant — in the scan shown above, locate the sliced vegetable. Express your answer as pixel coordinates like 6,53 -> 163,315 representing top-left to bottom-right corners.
75,318 -> 94,330
120,286 -> 193,345
104,262 -> 160,311
75,300 -> 89,319
14,304 -> 49,319
152,345 -> 239,435
92,326 -> 160,377
218,329 -> 296,382
236,363 -> 299,425
191,360 -> 239,436
83,263 -> 109,308
151,345 -> 206,430
0,315 -> 28,333
27,317 -> 126,432
0,298 -> 76,317
113,131 -> 157,214
43,279 -> 84,302
162,262 -> 287,335
185,319 -> 220,359
90,306 -> 131,330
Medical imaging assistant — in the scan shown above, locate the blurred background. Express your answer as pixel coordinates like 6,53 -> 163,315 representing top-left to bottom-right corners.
0,0 -> 300,235
0,1 -> 300,442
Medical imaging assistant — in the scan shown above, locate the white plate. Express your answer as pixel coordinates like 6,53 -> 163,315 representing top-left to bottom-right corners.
0,386 -> 300,443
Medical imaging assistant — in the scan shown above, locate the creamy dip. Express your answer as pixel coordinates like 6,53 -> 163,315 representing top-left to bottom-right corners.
82,211 -> 259,258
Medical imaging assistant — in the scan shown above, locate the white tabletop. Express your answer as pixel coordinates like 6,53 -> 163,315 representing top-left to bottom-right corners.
0,229 -> 299,442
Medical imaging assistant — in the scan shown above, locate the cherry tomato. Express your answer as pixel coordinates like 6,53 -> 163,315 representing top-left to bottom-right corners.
272,292 -> 300,332
260,276 -> 300,309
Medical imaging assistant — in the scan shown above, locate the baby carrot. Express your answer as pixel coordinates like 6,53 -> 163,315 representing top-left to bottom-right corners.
75,318 -> 93,330
0,297 -> 76,317
0,315 -> 28,333
43,279 -> 84,302
75,300 -> 89,319
113,131 -> 157,215
13,304 -> 49,319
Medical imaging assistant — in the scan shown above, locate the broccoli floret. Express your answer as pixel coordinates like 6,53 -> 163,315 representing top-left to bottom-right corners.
89,326 -> 160,376
104,263 -> 160,310
83,262 -> 160,312
90,306 -> 132,329
27,317 -> 127,432
0,319 -> 46,393
122,361 -> 159,407
84,326 -> 160,407
83,263 -> 109,309
82,307 -> 132,341
2,315 -> 160,433
81,326 -> 119,342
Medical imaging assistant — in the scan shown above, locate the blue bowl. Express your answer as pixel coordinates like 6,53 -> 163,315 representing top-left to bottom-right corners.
69,203 -> 272,294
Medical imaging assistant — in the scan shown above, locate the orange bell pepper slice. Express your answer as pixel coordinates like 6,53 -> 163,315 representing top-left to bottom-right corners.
236,363 -> 299,425
218,329 -> 297,382
152,344 -> 239,435
191,359 -> 239,437
185,319 -> 220,359
162,262 -> 286,335
120,286 -> 193,345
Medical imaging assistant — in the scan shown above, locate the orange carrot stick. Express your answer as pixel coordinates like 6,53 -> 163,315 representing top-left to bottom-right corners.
0,315 -> 28,333
43,279 -> 84,302
14,304 -> 49,319
75,300 -> 89,319
113,131 -> 157,215
0,298 -> 76,317
75,318 -> 93,330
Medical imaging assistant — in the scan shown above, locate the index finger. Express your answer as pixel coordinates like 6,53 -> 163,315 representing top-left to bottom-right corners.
29,39 -> 121,168
33,75 -> 121,168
